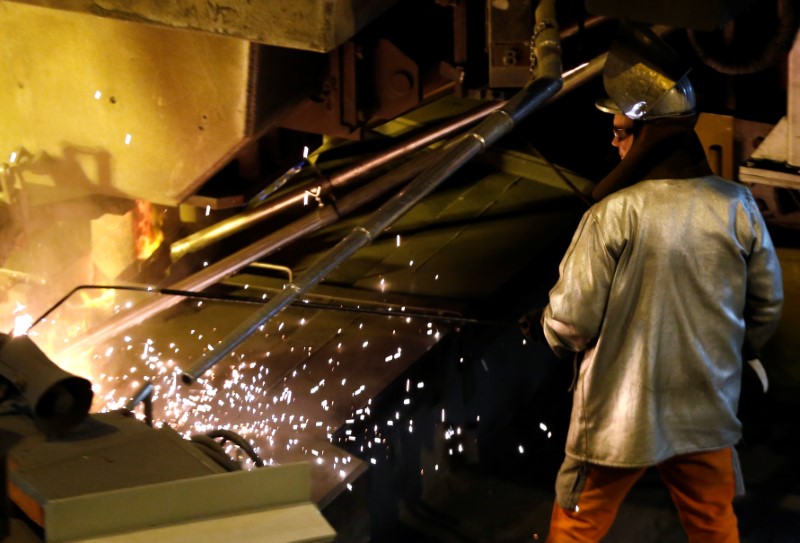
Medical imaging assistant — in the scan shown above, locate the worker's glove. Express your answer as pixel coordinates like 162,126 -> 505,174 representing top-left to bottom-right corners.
742,344 -> 768,393
518,308 -> 546,344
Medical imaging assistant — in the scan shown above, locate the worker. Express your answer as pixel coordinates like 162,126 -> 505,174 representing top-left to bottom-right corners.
520,24 -> 784,542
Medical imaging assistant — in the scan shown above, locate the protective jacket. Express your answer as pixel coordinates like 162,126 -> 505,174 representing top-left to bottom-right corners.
542,174 -> 783,467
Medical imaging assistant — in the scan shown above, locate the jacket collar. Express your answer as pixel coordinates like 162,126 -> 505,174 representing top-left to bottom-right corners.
592,115 -> 713,201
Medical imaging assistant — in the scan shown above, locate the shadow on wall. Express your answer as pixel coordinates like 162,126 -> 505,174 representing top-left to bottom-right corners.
0,144 -> 133,331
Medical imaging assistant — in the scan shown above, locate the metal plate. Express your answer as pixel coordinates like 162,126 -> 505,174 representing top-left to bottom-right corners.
0,2 -> 251,205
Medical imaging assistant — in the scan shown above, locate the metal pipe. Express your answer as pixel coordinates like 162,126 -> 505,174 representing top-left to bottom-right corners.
170,150 -> 439,291
559,15 -> 608,39
123,380 -> 154,425
554,53 -> 607,99
246,158 -> 308,209
0,268 -> 47,286
60,58 -> 602,360
55,150 -> 441,360
169,101 -> 504,261
43,282 -> 507,337
61,3 -> 609,363
169,16 -> 630,263
181,0 -> 563,385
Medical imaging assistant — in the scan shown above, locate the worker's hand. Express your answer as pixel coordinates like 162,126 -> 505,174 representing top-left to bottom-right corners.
518,308 -> 546,344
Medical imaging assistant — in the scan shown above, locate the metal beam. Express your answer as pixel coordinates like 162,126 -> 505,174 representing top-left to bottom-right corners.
2,0 -> 399,52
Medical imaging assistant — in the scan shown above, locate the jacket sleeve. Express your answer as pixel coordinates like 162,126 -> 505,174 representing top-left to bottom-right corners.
743,196 -> 783,354
542,208 -> 618,357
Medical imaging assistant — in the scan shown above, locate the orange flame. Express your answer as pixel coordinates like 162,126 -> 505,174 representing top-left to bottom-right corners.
133,200 -> 164,260
79,288 -> 117,309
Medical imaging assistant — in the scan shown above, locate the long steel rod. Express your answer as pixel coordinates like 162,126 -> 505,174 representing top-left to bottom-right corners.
169,101 -> 504,261
61,9 -> 612,363
170,18 -> 616,263
38,283 -> 510,337
168,17 -> 608,262
182,0 -> 563,385
170,152 -> 439,291
56,150 -> 440,359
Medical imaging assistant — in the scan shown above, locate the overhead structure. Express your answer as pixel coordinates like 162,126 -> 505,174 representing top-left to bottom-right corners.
181,0 -> 564,384
0,2 -> 327,207
1,0 -> 398,52
585,0 -> 757,30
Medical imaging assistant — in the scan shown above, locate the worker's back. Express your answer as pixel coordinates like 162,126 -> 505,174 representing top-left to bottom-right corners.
543,175 -> 783,467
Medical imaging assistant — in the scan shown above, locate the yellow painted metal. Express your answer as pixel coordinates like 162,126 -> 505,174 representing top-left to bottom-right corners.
44,460 -> 335,542
695,112 -> 735,180
71,504 -> 336,542
90,211 -> 136,279
2,0 -> 398,52
0,1 -> 251,205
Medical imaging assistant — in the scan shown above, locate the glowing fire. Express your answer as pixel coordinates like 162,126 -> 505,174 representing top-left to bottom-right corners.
12,302 -> 33,336
133,200 -> 164,260
79,288 -> 117,308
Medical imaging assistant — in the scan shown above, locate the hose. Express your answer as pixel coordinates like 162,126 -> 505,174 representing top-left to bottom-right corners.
190,434 -> 242,472
204,429 -> 266,467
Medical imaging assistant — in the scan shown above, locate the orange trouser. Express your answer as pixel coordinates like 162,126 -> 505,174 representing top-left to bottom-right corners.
547,448 -> 739,543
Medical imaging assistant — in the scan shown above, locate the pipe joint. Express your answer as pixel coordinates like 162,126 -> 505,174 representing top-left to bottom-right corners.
536,39 -> 562,54
470,132 -> 487,149
353,225 -> 373,241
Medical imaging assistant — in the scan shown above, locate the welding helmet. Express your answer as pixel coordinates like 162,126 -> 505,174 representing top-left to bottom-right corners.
595,22 -> 696,120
